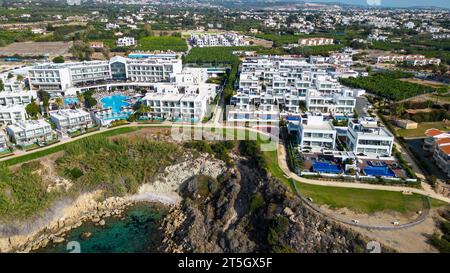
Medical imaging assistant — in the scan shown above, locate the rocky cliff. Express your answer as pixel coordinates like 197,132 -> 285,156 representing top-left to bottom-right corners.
161,159 -> 371,253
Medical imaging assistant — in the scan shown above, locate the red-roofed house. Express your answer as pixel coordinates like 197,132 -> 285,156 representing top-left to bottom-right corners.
423,128 -> 450,152
434,142 -> 450,178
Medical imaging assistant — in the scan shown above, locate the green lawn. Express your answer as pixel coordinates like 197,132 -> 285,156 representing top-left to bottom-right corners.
397,121 -> 450,138
259,141 -> 447,214
137,36 -> 188,52
296,181 -> 424,214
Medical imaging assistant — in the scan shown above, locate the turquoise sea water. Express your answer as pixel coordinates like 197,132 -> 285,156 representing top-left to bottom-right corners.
37,203 -> 167,253
100,95 -> 130,113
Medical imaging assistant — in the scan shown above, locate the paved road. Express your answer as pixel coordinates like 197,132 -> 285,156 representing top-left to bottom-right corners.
2,122 -> 449,205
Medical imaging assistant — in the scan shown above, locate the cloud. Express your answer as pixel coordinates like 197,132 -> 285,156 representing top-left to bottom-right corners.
367,0 -> 382,5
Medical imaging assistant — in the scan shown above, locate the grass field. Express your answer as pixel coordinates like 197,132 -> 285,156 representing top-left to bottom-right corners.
184,46 -> 259,64
137,36 -> 188,52
397,121 -> 450,138
258,141 -> 447,214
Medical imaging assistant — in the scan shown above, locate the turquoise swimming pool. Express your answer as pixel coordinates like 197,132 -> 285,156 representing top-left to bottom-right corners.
101,95 -> 130,113
64,97 -> 79,105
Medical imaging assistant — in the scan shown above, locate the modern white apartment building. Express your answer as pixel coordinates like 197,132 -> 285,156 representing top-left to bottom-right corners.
298,38 -> 334,46
142,92 -> 208,122
190,33 -> 249,47
28,56 -> 183,96
346,117 -> 394,158
376,54 -> 441,66
125,57 -> 182,83
0,105 -> 27,124
297,113 -> 337,152
6,119 -> 54,146
116,36 -> 136,47
0,91 -> 36,106
305,89 -> 355,115
228,56 -> 359,122
49,109 -> 94,133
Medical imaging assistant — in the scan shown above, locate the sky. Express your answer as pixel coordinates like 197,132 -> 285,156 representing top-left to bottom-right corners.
308,0 -> 450,9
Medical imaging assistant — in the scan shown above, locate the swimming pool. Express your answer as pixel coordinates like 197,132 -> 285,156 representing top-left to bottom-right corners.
64,97 -> 79,105
312,161 -> 342,174
101,95 -> 130,113
363,166 -> 396,177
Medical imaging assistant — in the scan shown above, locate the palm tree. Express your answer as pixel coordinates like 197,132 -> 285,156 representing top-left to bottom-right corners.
77,93 -> 85,106
55,97 -> 64,109
136,104 -> 152,119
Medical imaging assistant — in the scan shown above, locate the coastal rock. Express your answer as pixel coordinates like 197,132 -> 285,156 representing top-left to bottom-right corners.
161,160 -> 374,253
52,237 -> 65,244
80,232 -> 92,241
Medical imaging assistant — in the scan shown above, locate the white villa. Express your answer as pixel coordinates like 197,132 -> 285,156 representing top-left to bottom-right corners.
0,105 -> 27,124
297,113 -> 337,152
6,119 -> 54,146
49,109 -> 94,133
0,91 -> 36,106
116,37 -> 136,47
346,117 -> 394,158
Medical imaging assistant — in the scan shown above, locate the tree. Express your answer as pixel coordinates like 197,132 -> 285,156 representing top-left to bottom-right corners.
16,75 -> 24,82
143,24 -> 154,37
25,99 -> 40,118
136,104 -> 151,119
70,41 -> 93,61
83,91 -> 97,108
52,56 -> 65,63
101,46 -> 110,59
0,79 -> 3,91
38,90 -> 50,112
55,97 -> 64,109
77,92 -> 85,105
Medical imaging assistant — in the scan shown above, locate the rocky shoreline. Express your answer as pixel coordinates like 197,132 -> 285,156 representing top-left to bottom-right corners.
0,152 -> 226,253
0,191 -> 140,253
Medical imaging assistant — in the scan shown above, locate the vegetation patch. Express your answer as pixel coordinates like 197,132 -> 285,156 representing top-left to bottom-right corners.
340,71 -> 437,101
138,36 -> 187,52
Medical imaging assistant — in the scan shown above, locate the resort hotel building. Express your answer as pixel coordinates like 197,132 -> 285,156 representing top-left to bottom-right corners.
6,119 -> 54,146
141,69 -> 219,122
49,109 -> 94,134
346,117 -> 395,158
27,56 -> 183,96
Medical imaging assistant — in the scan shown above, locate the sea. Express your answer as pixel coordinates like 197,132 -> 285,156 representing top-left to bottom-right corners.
36,202 -> 168,253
